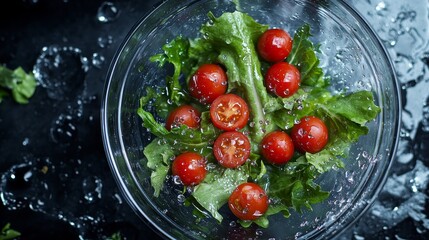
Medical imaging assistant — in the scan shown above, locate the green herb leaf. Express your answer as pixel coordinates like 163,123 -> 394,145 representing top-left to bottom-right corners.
0,66 -> 37,104
0,223 -> 21,240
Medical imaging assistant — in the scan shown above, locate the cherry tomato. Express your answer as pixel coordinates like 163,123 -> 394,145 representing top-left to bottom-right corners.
210,94 -> 249,131
171,152 -> 207,186
188,63 -> 228,104
290,116 -> 329,153
165,105 -> 201,131
228,182 -> 269,221
265,62 -> 301,98
257,28 -> 293,62
261,130 -> 294,164
213,131 -> 251,168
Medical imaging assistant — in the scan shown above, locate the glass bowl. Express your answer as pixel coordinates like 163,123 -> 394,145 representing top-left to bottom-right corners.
101,0 -> 401,239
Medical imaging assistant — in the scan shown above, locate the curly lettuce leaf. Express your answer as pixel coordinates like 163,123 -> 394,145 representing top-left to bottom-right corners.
192,168 -> 248,222
287,24 -> 329,88
143,139 -> 174,197
149,37 -> 192,106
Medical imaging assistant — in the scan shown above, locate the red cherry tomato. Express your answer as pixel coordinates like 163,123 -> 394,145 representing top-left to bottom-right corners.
188,63 -> 228,104
210,94 -> 249,131
265,62 -> 301,98
291,116 -> 329,153
228,182 -> 269,221
165,105 -> 201,131
257,28 -> 293,62
213,131 -> 251,168
171,152 -> 207,186
261,130 -> 294,164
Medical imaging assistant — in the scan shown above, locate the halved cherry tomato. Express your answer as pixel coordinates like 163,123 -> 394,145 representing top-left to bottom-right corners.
171,152 -> 207,186
261,130 -> 294,164
228,182 -> 269,221
165,105 -> 201,131
213,131 -> 251,168
257,28 -> 293,62
290,116 -> 329,153
265,62 -> 300,98
188,63 -> 228,104
210,94 -> 249,131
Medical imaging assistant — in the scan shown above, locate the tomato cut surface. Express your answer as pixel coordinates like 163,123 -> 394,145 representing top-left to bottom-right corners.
261,130 -> 294,164
171,152 -> 207,186
257,28 -> 293,62
210,94 -> 249,131
165,105 -> 201,131
228,182 -> 269,221
188,63 -> 228,104
291,116 -> 329,153
213,131 -> 251,168
265,62 -> 301,98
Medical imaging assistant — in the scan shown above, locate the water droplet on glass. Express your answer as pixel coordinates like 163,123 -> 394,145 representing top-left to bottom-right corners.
97,2 -> 120,23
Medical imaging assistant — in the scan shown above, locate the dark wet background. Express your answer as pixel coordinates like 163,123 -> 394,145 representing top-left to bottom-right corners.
0,0 -> 428,239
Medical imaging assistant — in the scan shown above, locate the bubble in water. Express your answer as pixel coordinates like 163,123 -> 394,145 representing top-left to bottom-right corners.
33,46 -> 88,100
97,2 -> 120,23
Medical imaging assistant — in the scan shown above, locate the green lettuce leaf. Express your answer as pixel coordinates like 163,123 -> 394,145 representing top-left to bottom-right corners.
149,36 -> 192,106
287,24 -> 329,88
0,66 -> 37,104
192,168 -> 248,222
143,139 -> 174,197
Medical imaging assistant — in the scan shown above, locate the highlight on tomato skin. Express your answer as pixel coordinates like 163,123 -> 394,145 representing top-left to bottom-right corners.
171,152 -> 207,186
291,116 -> 329,154
265,61 -> 301,98
261,130 -> 295,165
188,63 -> 228,104
228,182 -> 269,221
213,131 -> 251,168
209,93 -> 250,131
165,105 -> 201,131
257,28 -> 293,63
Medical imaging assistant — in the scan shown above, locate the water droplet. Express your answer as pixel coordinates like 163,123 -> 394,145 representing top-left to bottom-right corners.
33,46 -> 87,100
22,138 -> 30,146
82,176 -> 103,204
97,2 -> 120,23
91,53 -> 105,68
177,194 -> 186,203
50,114 -> 77,144
97,35 -> 113,48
